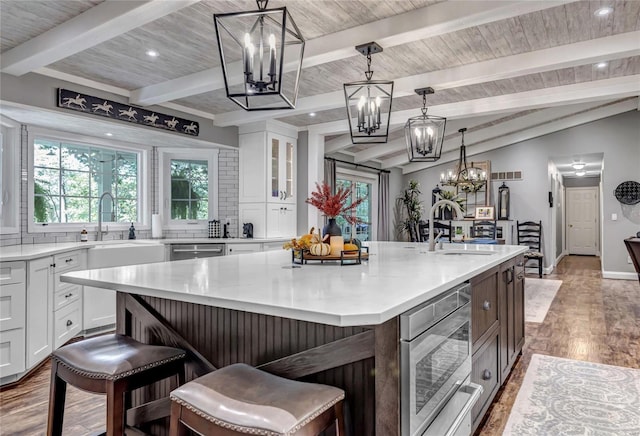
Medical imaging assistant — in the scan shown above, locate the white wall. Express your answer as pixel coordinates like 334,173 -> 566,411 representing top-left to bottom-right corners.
402,110 -> 640,276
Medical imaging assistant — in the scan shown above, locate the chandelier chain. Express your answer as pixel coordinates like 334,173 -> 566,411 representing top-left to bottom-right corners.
364,53 -> 374,81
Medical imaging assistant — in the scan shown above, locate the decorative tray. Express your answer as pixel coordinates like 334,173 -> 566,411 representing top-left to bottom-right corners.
291,247 -> 369,266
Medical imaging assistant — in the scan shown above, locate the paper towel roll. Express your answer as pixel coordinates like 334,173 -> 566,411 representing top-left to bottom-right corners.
151,214 -> 163,238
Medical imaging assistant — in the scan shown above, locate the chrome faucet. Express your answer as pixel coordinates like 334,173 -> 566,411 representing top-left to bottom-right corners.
428,200 -> 463,252
97,192 -> 115,241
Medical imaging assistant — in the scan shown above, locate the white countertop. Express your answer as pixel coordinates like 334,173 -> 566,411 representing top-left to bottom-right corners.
0,238 -> 288,261
61,242 -> 528,327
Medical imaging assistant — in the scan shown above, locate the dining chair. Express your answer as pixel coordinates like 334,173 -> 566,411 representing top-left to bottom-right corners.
471,220 -> 497,239
418,220 -> 452,242
517,220 -> 543,278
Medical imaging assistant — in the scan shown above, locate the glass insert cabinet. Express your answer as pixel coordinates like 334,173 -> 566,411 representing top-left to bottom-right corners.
269,134 -> 295,204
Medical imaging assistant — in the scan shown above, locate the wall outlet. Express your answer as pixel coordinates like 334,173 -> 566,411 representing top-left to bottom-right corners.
629,255 -> 633,264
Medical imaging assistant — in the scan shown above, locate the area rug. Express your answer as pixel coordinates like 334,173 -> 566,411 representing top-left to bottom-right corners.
503,354 -> 640,436
525,278 -> 562,323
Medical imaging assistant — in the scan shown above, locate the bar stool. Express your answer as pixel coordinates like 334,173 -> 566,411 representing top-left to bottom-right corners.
47,334 -> 186,436
169,363 -> 345,435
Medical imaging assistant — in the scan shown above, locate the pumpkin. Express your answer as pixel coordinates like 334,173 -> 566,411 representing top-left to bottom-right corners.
310,243 -> 331,256
344,243 -> 359,251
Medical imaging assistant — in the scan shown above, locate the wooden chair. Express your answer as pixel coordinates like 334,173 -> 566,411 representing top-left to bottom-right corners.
169,363 -> 345,436
517,220 -> 543,278
418,221 -> 452,242
47,334 -> 186,436
471,220 -> 497,239
623,237 -> 640,283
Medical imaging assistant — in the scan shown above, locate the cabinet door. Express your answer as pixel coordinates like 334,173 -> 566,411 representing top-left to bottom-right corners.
0,328 -> 25,378
0,283 -> 26,331
282,138 -> 295,204
27,257 -> 53,369
514,271 -> 525,353
499,261 -> 518,382
280,206 -> 296,237
268,134 -> 282,202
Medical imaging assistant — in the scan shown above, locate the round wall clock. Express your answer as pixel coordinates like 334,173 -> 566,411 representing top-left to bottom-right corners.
614,181 -> 640,205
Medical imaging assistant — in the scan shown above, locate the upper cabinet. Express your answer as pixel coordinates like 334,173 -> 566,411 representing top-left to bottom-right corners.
239,122 -> 297,205
268,133 -> 296,204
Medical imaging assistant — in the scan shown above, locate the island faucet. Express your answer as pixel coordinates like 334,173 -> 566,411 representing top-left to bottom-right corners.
97,191 -> 115,241
428,200 -> 463,252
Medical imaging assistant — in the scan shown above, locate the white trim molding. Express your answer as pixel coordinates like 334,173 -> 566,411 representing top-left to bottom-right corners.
602,271 -> 638,281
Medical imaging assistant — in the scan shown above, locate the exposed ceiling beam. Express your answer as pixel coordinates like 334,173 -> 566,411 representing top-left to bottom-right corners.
215,31 -> 640,126
130,0 -> 571,106
397,99 -> 638,174
1,0 -> 200,76
381,101 -> 612,169
308,75 -> 640,135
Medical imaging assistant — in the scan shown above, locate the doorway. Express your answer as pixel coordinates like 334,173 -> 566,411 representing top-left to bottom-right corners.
566,187 -> 599,255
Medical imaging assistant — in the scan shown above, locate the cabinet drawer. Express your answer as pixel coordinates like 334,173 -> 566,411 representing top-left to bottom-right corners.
54,284 -> 82,312
53,250 -> 84,273
54,300 -> 82,349
471,330 -> 500,427
471,268 -> 499,348
0,261 -> 25,285
0,282 -> 26,331
226,243 -> 262,255
0,328 -> 26,378
54,270 -> 82,294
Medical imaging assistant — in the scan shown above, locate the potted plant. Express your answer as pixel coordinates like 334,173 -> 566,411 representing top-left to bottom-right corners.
397,180 -> 423,242
437,190 -> 465,220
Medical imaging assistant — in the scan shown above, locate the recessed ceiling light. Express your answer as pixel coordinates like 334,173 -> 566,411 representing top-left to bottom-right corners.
575,170 -> 586,177
572,162 -> 585,170
105,132 -> 113,137
596,62 -> 608,69
146,49 -> 159,57
309,112 -> 316,117
594,6 -> 613,17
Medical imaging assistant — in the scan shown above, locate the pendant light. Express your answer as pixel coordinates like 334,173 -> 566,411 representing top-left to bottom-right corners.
343,42 -> 394,144
405,87 -> 446,162
498,182 -> 510,220
440,128 -> 487,192
213,0 -> 305,111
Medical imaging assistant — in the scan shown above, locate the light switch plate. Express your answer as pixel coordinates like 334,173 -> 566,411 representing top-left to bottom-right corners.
611,213 -> 618,221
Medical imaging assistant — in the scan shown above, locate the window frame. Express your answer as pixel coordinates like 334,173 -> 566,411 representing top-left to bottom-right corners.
158,148 -> 219,230
27,127 -> 151,233
0,116 -> 21,235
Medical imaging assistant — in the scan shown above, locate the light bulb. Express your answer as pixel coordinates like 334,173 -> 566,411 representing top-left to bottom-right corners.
244,33 -> 251,48
375,96 -> 381,108
426,126 -> 434,137
414,127 -> 421,139
572,162 -> 585,170
358,96 -> 366,110
268,34 -> 276,51
576,170 -> 586,177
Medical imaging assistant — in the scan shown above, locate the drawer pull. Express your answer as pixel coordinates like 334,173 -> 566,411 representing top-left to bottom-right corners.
66,320 -> 73,327
65,293 -> 73,298
51,263 -> 56,268
65,258 -> 72,263
482,300 -> 491,311
517,273 -> 524,280
482,369 -> 492,380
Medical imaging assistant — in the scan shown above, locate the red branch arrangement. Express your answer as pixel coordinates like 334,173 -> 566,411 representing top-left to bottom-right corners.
305,181 -> 366,225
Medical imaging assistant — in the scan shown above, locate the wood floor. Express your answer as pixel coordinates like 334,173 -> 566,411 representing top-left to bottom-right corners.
1,256 -> 638,436
476,255 -> 640,435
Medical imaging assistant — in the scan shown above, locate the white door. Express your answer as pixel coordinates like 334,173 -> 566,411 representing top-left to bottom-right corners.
566,187 -> 598,255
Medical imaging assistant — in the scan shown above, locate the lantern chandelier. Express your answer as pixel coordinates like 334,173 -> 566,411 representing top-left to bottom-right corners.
343,42 -> 394,144
405,87 -> 446,162
213,0 -> 305,111
440,128 -> 487,192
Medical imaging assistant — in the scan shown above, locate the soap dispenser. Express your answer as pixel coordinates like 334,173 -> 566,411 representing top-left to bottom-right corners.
128,223 -> 136,240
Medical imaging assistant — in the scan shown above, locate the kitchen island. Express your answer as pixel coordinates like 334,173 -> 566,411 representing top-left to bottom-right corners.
62,241 -> 528,435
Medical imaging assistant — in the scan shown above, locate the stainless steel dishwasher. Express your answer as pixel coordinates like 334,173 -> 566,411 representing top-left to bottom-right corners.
169,243 -> 225,260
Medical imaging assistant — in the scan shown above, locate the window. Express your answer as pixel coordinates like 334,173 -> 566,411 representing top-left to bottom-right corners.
28,130 -> 149,232
159,149 -> 218,228
170,159 -> 209,220
335,168 -> 378,241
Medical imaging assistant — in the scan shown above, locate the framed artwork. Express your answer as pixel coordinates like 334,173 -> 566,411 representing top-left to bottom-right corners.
475,206 -> 495,220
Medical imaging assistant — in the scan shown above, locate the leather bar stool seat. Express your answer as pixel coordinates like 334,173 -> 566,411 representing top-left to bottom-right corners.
170,363 -> 345,436
47,334 -> 186,436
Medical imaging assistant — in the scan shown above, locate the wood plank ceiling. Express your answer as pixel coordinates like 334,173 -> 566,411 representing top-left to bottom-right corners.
1,0 -> 639,172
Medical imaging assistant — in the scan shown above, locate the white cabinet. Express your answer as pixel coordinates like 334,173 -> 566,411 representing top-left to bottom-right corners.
0,261 -> 26,379
267,133 -> 296,204
226,243 -> 262,256
239,121 -> 298,238
26,256 -> 53,369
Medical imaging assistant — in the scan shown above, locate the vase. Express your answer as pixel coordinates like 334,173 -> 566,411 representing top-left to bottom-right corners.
322,218 -> 342,242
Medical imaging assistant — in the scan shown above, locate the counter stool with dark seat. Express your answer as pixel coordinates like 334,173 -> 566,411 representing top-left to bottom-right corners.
169,363 -> 345,436
47,334 -> 186,436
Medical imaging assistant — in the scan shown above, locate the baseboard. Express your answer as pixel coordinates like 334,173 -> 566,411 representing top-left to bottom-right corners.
555,252 -> 566,266
602,271 -> 638,280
